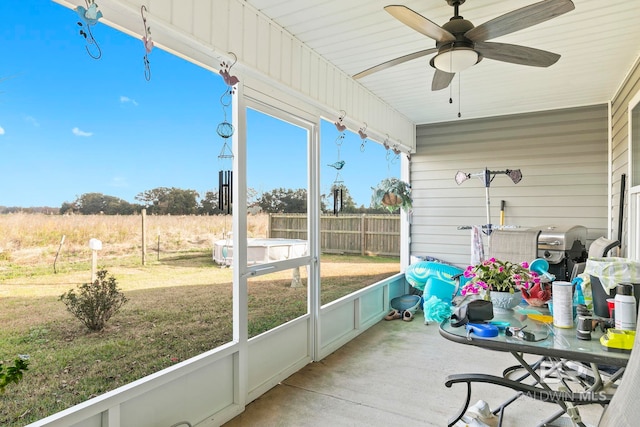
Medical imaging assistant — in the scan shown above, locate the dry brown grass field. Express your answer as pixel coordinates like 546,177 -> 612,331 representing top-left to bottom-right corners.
0,212 -> 258,271
0,213 -> 399,425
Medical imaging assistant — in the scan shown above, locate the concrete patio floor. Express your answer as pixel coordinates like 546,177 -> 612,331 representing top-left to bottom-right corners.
224,314 -> 606,427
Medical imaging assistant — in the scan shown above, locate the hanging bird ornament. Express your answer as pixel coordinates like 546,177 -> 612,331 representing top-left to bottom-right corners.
75,1 -> 103,59
76,2 -> 102,24
334,111 -> 347,132
219,54 -> 240,91
358,123 -> 368,140
328,160 -> 345,170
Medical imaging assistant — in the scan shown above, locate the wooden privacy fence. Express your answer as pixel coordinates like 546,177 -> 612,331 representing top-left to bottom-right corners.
268,213 -> 400,256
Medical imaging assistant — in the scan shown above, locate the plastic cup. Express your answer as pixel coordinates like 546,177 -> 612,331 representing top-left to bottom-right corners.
607,298 -> 615,318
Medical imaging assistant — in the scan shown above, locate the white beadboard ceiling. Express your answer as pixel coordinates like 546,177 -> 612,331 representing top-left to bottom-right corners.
244,0 -> 640,125
57,0 -> 640,126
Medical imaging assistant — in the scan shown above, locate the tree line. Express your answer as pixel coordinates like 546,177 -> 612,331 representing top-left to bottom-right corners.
2,186 -> 393,215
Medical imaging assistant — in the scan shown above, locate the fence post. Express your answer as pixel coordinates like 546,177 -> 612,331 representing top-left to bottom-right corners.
141,208 -> 147,266
361,214 -> 366,256
268,213 -> 272,238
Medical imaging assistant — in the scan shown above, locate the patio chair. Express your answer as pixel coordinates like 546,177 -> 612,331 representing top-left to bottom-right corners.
444,319 -> 639,427
570,237 -> 620,279
488,229 -> 541,264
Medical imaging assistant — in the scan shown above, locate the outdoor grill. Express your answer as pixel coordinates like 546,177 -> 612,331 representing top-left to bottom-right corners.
536,225 -> 588,281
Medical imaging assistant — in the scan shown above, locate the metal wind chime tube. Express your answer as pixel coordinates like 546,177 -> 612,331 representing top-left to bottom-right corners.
218,170 -> 232,214
333,186 -> 343,217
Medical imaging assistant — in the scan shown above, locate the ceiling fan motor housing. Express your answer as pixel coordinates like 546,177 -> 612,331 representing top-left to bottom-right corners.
440,18 -> 474,48
431,18 -> 483,70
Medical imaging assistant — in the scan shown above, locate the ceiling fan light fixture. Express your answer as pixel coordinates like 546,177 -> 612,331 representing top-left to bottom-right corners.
433,47 -> 478,73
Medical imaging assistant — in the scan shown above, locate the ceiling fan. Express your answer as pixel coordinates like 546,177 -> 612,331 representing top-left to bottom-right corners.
353,0 -> 575,90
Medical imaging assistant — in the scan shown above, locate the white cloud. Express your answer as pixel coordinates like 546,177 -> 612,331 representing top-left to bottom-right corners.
0,126 -> 5,135
25,116 -> 40,127
72,127 -> 93,137
110,176 -> 129,188
120,95 -> 138,106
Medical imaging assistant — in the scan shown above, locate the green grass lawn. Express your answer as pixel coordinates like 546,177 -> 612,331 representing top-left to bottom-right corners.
0,252 -> 398,426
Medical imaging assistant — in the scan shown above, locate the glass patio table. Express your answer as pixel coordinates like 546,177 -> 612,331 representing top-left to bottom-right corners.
439,305 -> 630,426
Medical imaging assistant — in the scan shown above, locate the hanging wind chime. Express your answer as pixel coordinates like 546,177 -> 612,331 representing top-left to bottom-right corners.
328,111 -> 347,216
75,0 -> 103,59
216,54 -> 239,214
140,5 -> 153,81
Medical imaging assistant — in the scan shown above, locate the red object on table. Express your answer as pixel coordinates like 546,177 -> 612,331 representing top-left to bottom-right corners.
522,282 -> 552,307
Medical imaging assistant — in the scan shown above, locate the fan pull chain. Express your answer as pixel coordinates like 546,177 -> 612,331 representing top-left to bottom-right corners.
458,73 -> 462,118
449,48 -> 453,104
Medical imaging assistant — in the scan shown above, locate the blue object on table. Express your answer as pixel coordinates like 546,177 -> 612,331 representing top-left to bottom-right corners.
530,258 -> 556,282
404,261 -> 471,303
489,320 -> 510,330
466,323 -> 499,338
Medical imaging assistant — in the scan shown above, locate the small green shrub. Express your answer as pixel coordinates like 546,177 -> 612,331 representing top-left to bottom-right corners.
0,249 -> 12,261
60,269 -> 128,331
0,356 -> 29,393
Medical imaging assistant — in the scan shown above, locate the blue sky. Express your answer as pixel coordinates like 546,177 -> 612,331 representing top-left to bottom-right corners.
1,1 -> 398,208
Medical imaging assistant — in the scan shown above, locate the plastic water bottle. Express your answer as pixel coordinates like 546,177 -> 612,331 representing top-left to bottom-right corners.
573,281 -> 585,306
614,283 -> 637,331
573,280 -> 585,321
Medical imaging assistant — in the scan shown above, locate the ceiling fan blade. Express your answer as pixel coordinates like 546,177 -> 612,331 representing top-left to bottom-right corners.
476,41 -> 560,67
353,48 -> 438,79
432,69 -> 455,91
385,5 -> 455,43
465,0 -> 575,42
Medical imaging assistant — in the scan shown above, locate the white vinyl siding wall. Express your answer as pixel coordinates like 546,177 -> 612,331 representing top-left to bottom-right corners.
411,105 -> 609,267
611,58 -> 640,256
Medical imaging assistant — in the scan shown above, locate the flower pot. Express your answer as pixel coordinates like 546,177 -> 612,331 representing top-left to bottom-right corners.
381,192 -> 401,207
489,291 -> 521,313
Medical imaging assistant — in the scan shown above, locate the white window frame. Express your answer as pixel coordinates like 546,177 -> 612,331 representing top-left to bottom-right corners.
627,90 -> 640,259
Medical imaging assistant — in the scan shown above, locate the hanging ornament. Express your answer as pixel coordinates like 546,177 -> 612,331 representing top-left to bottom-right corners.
327,160 -> 345,170
217,139 -> 233,214
75,0 -> 103,59
140,5 -> 153,81
334,111 -> 347,132
330,121 -> 347,216
215,55 -> 238,215
332,174 -> 345,217
219,53 -> 240,92
217,91 -> 235,139
386,145 -> 400,165
382,135 -> 391,151
358,122 -> 368,152
218,142 -> 233,214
